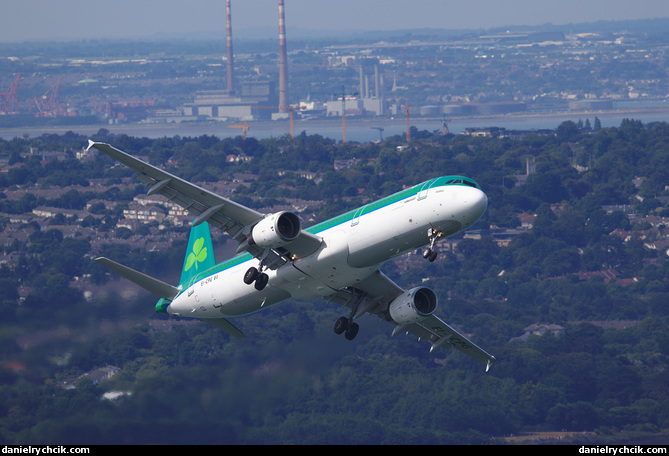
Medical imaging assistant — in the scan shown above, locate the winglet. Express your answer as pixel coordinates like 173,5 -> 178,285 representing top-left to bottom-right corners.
86,139 -> 96,151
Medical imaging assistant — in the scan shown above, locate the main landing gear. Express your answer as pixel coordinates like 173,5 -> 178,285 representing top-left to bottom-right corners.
244,266 -> 269,291
333,292 -> 366,341
333,316 -> 359,341
422,227 -> 442,262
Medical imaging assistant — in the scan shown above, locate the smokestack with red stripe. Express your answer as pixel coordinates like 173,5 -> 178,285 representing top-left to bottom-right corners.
226,0 -> 235,93
278,0 -> 289,113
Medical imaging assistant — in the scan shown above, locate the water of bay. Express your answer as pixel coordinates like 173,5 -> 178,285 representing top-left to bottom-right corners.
1,108 -> 668,143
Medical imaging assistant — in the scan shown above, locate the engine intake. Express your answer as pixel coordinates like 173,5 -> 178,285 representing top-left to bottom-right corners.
388,287 -> 437,325
250,211 -> 301,249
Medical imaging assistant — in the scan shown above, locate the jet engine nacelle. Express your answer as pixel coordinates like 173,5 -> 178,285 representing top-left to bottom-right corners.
250,211 -> 301,249
388,287 -> 438,325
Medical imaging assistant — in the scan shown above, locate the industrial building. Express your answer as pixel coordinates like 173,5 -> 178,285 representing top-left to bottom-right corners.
182,81 -> 278,121
177,0 -> 289,122
326,65 -> 384,117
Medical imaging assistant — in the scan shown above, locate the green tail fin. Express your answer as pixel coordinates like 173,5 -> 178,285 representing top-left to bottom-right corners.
180,221 -> 216,286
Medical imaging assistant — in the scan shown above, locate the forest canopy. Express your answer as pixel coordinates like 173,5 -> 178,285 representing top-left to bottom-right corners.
0,120 -> 667,444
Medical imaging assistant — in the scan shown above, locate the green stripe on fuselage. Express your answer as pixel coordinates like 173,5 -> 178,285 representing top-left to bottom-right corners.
304,175 -> 479,234
172,176 -> 479,297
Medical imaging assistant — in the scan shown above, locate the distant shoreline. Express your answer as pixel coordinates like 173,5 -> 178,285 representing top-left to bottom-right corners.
1,106 -> 668,142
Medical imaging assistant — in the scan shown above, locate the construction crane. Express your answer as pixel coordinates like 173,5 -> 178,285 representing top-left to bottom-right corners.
229,120 -> 250,140
402,100 -> 411,142
34,76 -> 70,117
371,126 -> 384,141
287,105 -> 299,140
338,86 -> 358,144
0,74 -> 20,115
254,104 -> 302,140
270,104 -> 299,140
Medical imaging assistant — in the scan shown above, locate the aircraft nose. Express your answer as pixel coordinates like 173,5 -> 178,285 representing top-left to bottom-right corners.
471,188 -> 488,221
461,187 -> 488,227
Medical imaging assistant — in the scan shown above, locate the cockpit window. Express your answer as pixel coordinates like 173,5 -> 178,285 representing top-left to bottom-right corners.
442,177 -> 480,189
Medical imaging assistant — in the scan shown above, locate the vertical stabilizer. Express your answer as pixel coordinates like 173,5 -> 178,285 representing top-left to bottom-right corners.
180,221 -> 216,286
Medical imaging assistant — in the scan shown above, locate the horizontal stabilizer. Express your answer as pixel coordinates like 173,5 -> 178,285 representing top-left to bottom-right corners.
202,318 -> 246,339
94,257 -> 179,300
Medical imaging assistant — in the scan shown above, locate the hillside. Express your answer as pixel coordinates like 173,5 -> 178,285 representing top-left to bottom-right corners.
0,120 -> 667,444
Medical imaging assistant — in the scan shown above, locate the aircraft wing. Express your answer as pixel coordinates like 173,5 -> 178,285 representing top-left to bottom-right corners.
329,271 -> 496,371
88,141 -> 322,268
400,315 -> 496,370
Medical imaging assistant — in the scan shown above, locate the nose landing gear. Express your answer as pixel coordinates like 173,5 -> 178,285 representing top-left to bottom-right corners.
422,227 -> 442,262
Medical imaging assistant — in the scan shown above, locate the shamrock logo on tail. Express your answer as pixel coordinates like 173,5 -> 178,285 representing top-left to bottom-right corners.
184,237 -> 208,271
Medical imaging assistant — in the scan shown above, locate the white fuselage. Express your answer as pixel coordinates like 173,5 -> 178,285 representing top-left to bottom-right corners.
166,180 -> 487,320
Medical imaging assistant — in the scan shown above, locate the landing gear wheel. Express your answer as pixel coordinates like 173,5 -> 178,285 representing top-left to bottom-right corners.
423,248 -> 438,262
334,316 -> 349,335
344,322 -> 359,341
254,273 -> 269,291
243,267 -> 259,285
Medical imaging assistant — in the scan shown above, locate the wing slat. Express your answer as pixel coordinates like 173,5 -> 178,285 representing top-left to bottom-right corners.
328,270 -> 495,369
89,141 -> 322,268
406,315 -> 496,368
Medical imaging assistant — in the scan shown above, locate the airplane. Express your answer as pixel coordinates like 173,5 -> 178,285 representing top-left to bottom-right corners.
88,140 -> 496,371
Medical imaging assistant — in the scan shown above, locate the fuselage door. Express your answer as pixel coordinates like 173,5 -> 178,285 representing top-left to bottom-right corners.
351,205 -> 366,226
418,180 -> 434,200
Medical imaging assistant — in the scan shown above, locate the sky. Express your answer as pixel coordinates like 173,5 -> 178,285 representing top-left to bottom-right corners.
2,0 -> 669,42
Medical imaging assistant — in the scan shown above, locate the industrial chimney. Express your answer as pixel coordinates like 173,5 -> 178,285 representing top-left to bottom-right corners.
278,0 -> 289,113
226,0 -> 235,93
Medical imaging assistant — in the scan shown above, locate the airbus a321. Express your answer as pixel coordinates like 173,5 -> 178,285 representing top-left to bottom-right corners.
88,141 -> 495,370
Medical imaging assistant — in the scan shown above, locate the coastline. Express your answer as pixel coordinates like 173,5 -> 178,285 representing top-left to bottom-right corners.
1,106 -> 668,143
